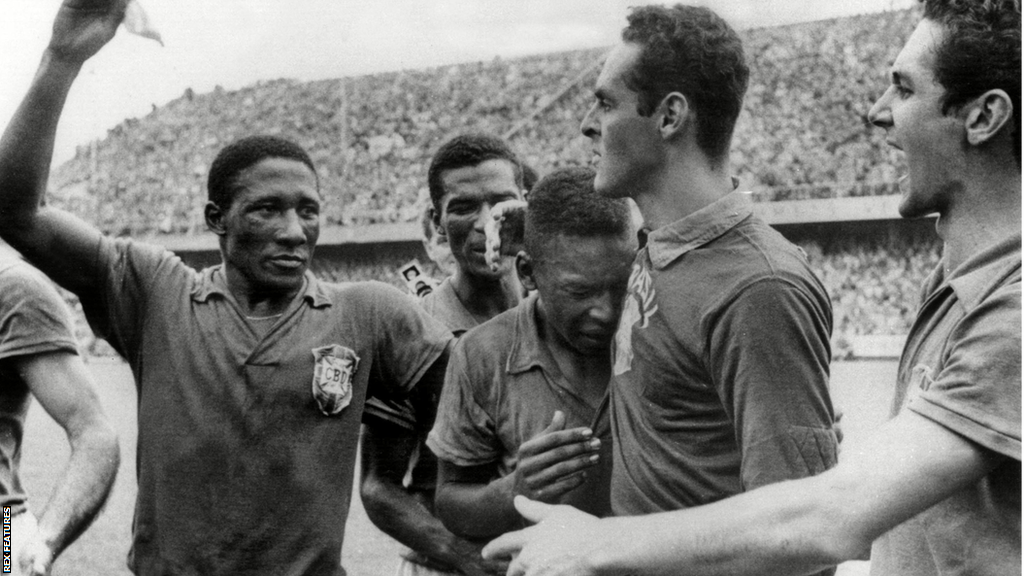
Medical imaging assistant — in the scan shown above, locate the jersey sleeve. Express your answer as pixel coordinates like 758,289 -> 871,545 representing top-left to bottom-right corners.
81,236 -> 189,362
366,282 -> 452,401
426,337 -> 502,467
362,394 -> 419,432
0,263 -> 78,360
909,284 -> 1021,460
709,276 -> 838,491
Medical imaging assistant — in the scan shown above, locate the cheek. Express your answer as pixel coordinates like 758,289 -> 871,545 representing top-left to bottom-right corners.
444,218 -> 473,250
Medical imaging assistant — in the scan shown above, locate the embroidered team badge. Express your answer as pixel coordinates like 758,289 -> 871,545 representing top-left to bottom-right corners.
311,345 -> 360,416
612,257 -> 658,376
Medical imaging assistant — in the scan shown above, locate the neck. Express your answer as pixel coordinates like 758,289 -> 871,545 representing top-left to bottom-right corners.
224,266 -> 304,317
936,161 -> 1021,274
633,150 -> 734,231
450,267 -> 521,321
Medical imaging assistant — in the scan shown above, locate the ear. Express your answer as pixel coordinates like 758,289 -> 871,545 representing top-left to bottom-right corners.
205,202 -> 227,236
515,251 -> 538,292
658,91 -> 690,140
430,206 -> 447,238
965,89 -> 1014,148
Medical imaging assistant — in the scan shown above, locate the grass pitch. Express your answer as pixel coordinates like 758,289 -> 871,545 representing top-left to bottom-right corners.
22,358 -> 894,575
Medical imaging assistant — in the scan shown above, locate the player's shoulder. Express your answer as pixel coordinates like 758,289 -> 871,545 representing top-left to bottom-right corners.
0,256 -> 64,304
318,278 -> 420,313
452,303 -> 519,363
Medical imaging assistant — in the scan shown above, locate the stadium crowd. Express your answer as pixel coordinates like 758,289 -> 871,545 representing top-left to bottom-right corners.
46,8 -> 935,350
49,9 -> 916,232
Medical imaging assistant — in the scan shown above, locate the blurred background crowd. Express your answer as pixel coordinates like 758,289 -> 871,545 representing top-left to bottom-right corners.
46,8 -> 935,358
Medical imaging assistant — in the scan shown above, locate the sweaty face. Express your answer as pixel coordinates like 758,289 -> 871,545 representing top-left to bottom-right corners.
219,157 -> 321,295
868,19 -> 965,219
438,159 -> 522,280
532,233 -> 636,356
580,42 -> 664,199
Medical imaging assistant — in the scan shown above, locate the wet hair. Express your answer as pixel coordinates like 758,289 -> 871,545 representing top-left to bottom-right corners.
922,0 -> 1021,164
207,135 -> 318,209
525,167 -> 633,258
621,4 -> 749,164
427,133 -> 523,214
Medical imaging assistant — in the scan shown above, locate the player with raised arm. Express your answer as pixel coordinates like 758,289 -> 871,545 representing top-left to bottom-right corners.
0,2 -> 452,575
0,242 -> 119,576
428,167 -> 635,539
484,1 -> 1021,575
360,133 -> 525,576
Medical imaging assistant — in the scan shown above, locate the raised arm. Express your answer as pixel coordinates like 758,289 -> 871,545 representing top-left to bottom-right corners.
14,350 -> 119,576
484,410 -> 1004,576
0,0 -> 127,294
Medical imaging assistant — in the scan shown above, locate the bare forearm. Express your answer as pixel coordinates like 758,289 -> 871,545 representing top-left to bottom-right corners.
363,481 -> 484,570
436,474 -> 523,539
0,51 -> 82,230
36,422 -> 119,557
588,480 -> 854,576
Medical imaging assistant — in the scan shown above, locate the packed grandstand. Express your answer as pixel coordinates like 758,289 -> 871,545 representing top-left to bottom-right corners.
49,7 -> 938,357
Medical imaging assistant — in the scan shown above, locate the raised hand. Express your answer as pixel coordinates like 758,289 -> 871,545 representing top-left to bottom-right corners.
49,0 -> 128,63
511,411 -> 600,503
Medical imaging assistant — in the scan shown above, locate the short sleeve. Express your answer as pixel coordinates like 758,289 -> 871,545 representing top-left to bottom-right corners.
910,285 -> 1021,460
367,282 -> 452,400
82,236 -> 187,361
709,276 -> 838,490
362,394 -> 419,432
427,338 -> 502,467
0,263 -> 78,360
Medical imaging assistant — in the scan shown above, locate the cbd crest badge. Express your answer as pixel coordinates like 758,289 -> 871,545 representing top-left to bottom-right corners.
311,345 -> 360,416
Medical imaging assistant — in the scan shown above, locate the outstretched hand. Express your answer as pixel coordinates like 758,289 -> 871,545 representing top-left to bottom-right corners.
483,496 -> 607,576
511,411 -> 600,503
49,0 -> 128,63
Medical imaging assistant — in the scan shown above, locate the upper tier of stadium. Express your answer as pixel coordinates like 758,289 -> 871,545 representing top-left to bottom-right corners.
49,7 -> 918,236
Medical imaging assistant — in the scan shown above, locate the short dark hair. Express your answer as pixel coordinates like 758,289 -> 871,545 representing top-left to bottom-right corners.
922,0 -> 1021,165
525,167 -> 633,258
207,135 -> 318,209
427,133 -> 523,214
621,4 -> 749,164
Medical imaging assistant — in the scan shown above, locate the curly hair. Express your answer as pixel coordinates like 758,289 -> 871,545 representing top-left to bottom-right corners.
427,133 -> 523,214
922,0 -> 1021,164
525,167 -> 633,257
621,4 -> 749,164
207,135 -> 318,209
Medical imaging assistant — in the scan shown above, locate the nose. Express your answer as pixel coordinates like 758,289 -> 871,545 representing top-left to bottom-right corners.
278,209 -> 308,246
867,87 -> 893,129
589,291 -> 619,326
581,102 -> 598,139
473,203 -> 494,232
